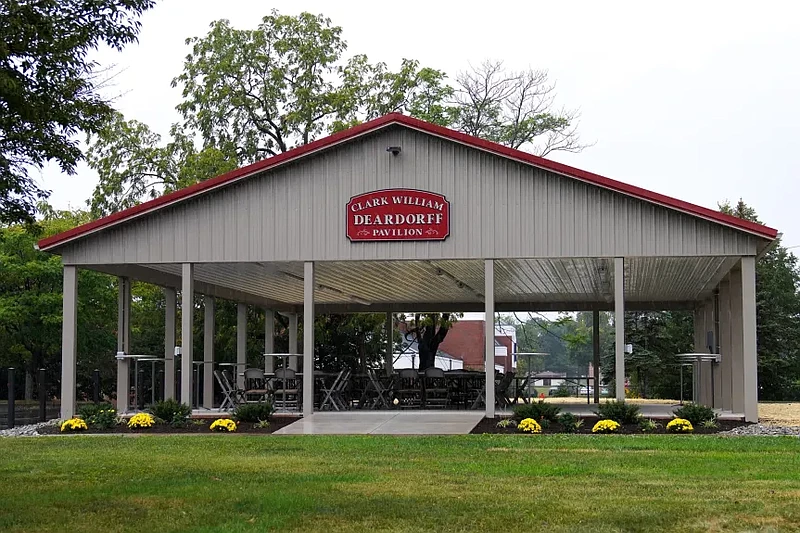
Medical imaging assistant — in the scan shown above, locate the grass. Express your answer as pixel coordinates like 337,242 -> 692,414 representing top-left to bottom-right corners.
1,435 -> 800,532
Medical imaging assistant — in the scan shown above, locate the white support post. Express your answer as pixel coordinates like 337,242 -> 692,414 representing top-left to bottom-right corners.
237,303 -> 247,389
702,299 -> 715,407
740,257 -> 758,422
116,276 -> 131,413
264,309 -> 275,374
180,264 -> 194,407
60,266 -> 78,420
718,276 -> 733,411
203,296 -> 215,409
614,257 -> 626,401
164,287 -> 177,401
484,259 -> 495,418
303,262 -> 315,417
384,312 -> 394,374
730,265 -> 745,415
289,313 -> 298,371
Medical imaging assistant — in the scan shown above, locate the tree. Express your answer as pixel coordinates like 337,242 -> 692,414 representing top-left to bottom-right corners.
0,206 -> 118,399
0,0 -> 156,224
171,11 -> 453,163
720,199 -> 800,400
403,313 -> 458,371
87,113 -> 236,217
452,60 -> 588,156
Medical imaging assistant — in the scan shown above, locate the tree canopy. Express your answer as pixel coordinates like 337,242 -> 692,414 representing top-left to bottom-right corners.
88,10 -> 584,216
0,0 -> 156,225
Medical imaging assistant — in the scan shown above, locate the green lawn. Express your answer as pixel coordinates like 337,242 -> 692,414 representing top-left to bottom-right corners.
1,435 -> 799,532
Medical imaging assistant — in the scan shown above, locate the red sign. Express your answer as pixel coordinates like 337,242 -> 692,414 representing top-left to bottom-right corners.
346,189 -> 450,241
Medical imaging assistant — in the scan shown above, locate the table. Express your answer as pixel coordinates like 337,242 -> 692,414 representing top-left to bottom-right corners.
115,353 -> 166,409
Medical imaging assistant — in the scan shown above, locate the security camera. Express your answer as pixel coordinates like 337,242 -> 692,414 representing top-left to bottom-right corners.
386,146 -> 402,155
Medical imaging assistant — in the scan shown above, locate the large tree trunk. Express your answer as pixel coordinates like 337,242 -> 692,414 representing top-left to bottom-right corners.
418,344 -> 436,371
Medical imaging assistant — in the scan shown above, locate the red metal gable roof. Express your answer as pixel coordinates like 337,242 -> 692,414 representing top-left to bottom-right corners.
37,112 -> 778,250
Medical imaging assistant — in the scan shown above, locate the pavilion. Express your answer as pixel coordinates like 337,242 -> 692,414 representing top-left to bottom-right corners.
37,113 -> 778,422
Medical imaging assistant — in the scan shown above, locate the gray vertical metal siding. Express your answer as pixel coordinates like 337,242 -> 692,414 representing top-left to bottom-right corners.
59,125 -> 762,265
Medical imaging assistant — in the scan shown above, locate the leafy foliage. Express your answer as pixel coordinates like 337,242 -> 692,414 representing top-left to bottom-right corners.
0,0 -> 155,224
638,418 -> 660,433
77,402 -> 117,429
148,398 -> 191,426
512,400 -> 561,423
594,400 -> 641,424
0,207 -> 118,399
673,403 -> 716,426
232,402 -> 274,423
557,412 -> 584,433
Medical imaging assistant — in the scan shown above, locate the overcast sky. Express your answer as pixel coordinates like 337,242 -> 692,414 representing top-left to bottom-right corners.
39,0 -> 800,247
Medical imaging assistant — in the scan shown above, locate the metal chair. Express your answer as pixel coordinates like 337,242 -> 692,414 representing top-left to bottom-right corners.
320,369 -> 349,411
423,367 -> 449,408
243,367 -> 270,403
365,369 -> 390,409
272,367 -> 300,411
214,369 -> 244,410
393,369 -> 422,409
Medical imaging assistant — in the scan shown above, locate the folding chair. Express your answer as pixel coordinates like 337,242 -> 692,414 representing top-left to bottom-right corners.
214,370 -> 244,410
320,369 -> 346,411
366,369 -> 390,409
394,369 -> 422,409
333,370 -> 351,410
243,368 -> 270,403
423,367 -> 449,408
272,367 -> 300,412
495,371 -> 516,408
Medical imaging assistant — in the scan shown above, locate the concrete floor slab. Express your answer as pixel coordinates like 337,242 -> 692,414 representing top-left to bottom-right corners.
274,410 -> 484,435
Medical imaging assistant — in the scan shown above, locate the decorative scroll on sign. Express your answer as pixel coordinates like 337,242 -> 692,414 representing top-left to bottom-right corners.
346,189 -> 451,241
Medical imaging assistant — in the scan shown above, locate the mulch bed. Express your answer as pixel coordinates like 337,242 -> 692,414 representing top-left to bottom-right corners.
471,416 -> 752,435
40,416 -> 300,435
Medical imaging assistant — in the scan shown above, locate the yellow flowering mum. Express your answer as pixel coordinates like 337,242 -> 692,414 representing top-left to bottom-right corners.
60,418 -> 88,432
210,418 -> 237,432
592,420 -> 620,433
517,417 -> 542,434
667,418 -> 694,433
127,413 -> 155,429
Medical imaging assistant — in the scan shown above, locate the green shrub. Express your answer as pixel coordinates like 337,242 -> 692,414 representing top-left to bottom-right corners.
232,402 -> 274,423
700,419 -> 719,429
512,400 -> 561,422
558,412 -> 584,433
552,384 -> 571,397
148,398 -> 191,425
673,403 -> 717,426
78,402 -> 118,429
594,400 -> 641,424
638,418 -> 660,433
496,418 -> 514,428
